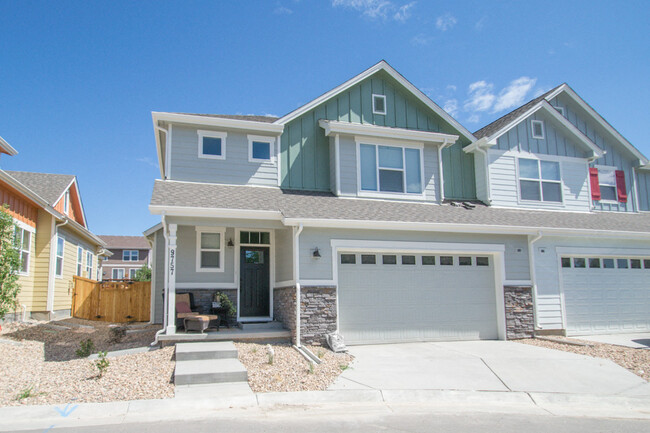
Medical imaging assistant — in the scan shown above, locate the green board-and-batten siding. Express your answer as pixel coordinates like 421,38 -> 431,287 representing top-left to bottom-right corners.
280,70 -> 476,200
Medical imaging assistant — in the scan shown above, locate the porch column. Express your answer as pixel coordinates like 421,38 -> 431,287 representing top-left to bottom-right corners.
165,223 -> 178,334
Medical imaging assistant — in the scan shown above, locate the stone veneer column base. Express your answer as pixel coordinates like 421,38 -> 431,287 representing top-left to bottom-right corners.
503,286 -> 534,339
273,286 -> 337,346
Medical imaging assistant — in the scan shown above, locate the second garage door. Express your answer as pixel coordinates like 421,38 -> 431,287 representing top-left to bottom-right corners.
338,252 -> 499,345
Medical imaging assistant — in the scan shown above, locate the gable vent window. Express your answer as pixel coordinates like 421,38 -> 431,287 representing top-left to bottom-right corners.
531,120 -> 545,139
372,94 -> 386,115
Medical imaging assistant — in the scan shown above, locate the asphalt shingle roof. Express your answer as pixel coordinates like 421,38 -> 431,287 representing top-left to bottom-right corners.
151,180 -> 650,234
174,113 -> 279,123
5,171 -> 75,205
98,235 -> 151,249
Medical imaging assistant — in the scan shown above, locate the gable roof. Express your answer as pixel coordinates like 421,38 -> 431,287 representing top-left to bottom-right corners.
4,171 -> 75,204
174,113 -> 278,123
274,60 -> 476,143
545,84 -> 648,165
0,136 -> 18,156
98,235 -> 151,249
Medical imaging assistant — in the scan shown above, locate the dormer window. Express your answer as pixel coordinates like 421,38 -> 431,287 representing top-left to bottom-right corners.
531,120 -> 545,139
198,130 -> 227,160
372,94 -> 386,115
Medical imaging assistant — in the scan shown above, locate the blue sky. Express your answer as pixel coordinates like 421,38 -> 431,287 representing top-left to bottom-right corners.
0,0 -> 648,235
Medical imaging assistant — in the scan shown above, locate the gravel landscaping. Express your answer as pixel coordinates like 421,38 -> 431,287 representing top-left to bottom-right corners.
518,337 -> 650,381
235,342 -> 353,393
0,320 -> 174,407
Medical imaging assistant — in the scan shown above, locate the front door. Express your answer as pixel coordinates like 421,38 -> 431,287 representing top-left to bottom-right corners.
240,247 -> 270,317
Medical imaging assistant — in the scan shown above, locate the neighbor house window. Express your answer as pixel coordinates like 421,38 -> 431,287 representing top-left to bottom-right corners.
86,251 -> 93,278
76,246 -> 83,277
196,228 -> 225,272
14,226 -> 31,275
198,130 -> 227,159
129,268 -> 137,279
112,268 -> 125,279
372,94 -> 386,115
55,236 -> 65,277
518,158 -> 562,202
248,135 -> 274,162
359,143 -> 422,195
531,120 -> 545,139
123,250 -> 139,261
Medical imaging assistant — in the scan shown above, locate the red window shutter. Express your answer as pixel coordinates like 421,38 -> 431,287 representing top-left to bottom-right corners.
589,167 -> 601,201
615,170 -> 627,203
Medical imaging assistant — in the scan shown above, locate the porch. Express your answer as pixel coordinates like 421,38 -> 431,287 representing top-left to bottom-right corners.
158,326 -> 291,344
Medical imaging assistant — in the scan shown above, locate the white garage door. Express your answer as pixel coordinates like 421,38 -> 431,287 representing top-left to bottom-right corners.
338,252 -> 499,345
561,256 -> 650,335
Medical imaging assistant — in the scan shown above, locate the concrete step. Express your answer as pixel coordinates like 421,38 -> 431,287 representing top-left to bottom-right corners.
238,321 -> 286,331
174,358 -> 248,385
175,341 -> 238,361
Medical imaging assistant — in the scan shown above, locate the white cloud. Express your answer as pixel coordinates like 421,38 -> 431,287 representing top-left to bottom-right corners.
411,33 -> 433,46
435,13 -> 457,31
463,80 -> 495,112
475,16 -> 487,30
332,0 -> 415,21
492,77 -> 537,112
446,84 -> 457,92
443,99 -> 458,117
467,114 -> 480,123
274,4 -> 293,14
136,157 -> 158,169
393,1 -> 415,22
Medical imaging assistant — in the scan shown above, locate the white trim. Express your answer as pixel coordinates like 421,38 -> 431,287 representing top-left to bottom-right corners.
276,61 -> 476,142
76,245 -> 83,277
334,134 -> 341,196
276,136 -> 282,186
0,135 -> 18,156
531,120 -> 545,140
63,190 -> 70,215
554,106 -> 565,116
143,222 -> 163,237
320,119 -> 458,144
274,279 -> 296,288
544,84 -> 649,165
128,268 -> 138,279
102,263 -> 146,268
148,232 -> 157,324
247,134 -> 275,163
55,235 -> 65,278
86,250 -> 93,279
176,282 -> 237,289
46,217 -> 56,311
149,204 -> 283,220
490,148 -> 592,164
556,246 -> 650,257
197,130 -> 227,160
372,93 -> 386,115
504,279 -> 533,286
235,228 -> 275,321
195,226 -> 225,272
152,112 -> 284,134
166,124 -> 172,179
14,224 -> 32,277
594,165 -> 619,204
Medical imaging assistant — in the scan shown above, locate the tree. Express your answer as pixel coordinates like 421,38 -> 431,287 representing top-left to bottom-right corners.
0,205 -> 21,321
133,264 -> 151,281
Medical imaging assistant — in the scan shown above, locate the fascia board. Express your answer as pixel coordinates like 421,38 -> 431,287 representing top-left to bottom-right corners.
0,136 -> 18,156
152,114 -> 165,179
148,204 -> 283,220
152,112 -> 284,134
143,222 -> 163,237
319,119 -> 459,144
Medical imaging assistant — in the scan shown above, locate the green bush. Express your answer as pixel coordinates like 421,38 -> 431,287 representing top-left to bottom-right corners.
94,351 -> 110,378
76,339 -> 95,358
0,205 -> 21,321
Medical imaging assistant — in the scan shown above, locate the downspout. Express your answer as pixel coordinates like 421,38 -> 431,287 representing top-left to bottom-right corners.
528,231 -> 543,330
437,142 -> 446,202
151,212 -> 168,346
293,223 -> 303,347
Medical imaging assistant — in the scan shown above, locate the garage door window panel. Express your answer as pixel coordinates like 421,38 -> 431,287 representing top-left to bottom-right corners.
603,258 -> 615,269
361,254 -> 376,265
476,256 -> 489,267
401,255 -> 416,265
573,258 -> 586,268
382,255 -> 397,265
617,259 -> 629,269
440,256 -> 453,266
630,259 -> 641,269
645,259 -> 650,269
422,255 -> 436,265
341,254 -> 356,264
588,258 -> 601,268
561,257 -> 571,268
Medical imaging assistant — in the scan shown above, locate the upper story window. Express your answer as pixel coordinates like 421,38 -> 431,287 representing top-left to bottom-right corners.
196,227 -> 225,272
247,135 -> 274,163
14,226 -> 31,275
590,166 -> 627,203
359,143 -> 423,195
123,250 -> 139,261
531,120 -> 545,139
198,130 -> 227,160
55,236 -> 65,278
518,158 -> 562,203
598,167 -> 617,201
372,94 -> 386,115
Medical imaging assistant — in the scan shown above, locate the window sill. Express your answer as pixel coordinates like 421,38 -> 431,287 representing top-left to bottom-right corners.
195,268 -> 225,273
198,154 -> 226,160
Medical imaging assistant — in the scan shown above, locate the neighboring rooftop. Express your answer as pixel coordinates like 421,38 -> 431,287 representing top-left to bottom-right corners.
174,113 -> 279,123
150,180 -> 650,235
0,136 -> 18,156
98,235 -> 151,249
4,171 -> 75,204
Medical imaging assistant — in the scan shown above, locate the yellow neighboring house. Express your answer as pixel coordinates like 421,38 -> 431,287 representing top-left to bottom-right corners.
0,136 -> 108,321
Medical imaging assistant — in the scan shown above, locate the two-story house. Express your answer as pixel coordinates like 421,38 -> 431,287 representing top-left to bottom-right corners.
0,137 -> 107,321
98,235 -> 151,280
145,61 -> 650,346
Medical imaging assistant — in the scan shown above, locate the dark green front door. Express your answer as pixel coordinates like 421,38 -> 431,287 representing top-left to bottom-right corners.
240,247 -> 270,317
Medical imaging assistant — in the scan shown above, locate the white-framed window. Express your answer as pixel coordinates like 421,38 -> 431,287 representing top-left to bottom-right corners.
196,227 -> 225,272
240,231 -> 270,245
123,250 -> 139,261
554,106 -> 565,116
531,120 -> 545,139
14,225 -> 32,275
112,268 -> 125,279
247,135 -> 274,163
372,94 -> 386,115
198,130 -> 227,159
518,158 -> 562,203
597,166 -> 618,202
55,236 -> 65,278
358,142 -> 423,195
64,190 -> 70,215
86,251 -> 93,279
76,246 -> 83,277
129,268 -> 137,279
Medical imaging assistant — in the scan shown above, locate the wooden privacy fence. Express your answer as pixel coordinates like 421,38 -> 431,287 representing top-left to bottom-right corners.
72,276 -> 151,322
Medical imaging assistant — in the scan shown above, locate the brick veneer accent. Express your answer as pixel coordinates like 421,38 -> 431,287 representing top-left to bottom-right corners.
504,285 -> 534,339
273,286 -> 337,346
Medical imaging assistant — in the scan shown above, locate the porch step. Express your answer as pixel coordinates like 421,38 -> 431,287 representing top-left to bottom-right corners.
175,341 -> 238,361
174,358 -> 248,385
238,321 -> 285,331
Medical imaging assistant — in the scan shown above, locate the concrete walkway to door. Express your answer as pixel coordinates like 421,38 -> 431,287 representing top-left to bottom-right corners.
329,341 -> 650,396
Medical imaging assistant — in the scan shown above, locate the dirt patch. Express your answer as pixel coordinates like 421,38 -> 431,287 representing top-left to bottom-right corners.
235,342 -> 353,393
518,337 -> 649,381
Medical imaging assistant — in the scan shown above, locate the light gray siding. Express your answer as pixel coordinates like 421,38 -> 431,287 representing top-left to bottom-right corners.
153,229 -> 164,324
275,228 -> 293,283
298,228 -> 530,282
636,169 -> 650,212
170,125 -> 278,187
175,225 -> 236,285
488,151 -> 591,212
548,93 -> 638,212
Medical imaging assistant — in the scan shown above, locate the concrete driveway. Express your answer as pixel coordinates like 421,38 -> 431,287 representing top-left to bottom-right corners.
576,333 -> 650,349
329,341 -> 649,396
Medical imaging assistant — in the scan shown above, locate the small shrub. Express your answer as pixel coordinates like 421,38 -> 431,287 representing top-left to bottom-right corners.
94,351 -> 110,378
76,339 -> 95,358
317,349 -> 324,359
339,364 -> 349,371
16,385 -> 34,401
109,326 -> 127,344
308,362 -> 314,374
